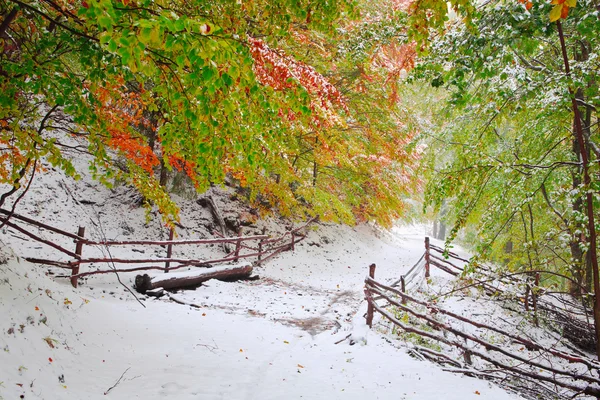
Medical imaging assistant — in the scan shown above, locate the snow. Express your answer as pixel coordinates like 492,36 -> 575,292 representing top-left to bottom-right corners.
0,252 -> 520,400
0,150 -> 522,399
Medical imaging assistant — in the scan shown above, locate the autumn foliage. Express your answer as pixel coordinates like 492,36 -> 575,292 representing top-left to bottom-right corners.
0,0 -> 424,227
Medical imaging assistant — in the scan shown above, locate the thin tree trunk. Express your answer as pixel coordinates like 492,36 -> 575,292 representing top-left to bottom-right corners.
0,7 -> 18,38
558,21 -> 600,360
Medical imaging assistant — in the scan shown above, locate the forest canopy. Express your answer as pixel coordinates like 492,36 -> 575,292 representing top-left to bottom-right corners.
0,0 -> 455,228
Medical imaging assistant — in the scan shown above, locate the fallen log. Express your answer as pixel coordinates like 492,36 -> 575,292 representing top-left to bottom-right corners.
135,263 -> 253,293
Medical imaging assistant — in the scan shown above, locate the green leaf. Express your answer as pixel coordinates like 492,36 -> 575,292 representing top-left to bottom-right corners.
107,38 -> 118,52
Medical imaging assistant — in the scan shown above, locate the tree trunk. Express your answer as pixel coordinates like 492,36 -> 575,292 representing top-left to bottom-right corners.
197,195 -> 232,253
437,221 -> 446,240
557,21 -> 600,359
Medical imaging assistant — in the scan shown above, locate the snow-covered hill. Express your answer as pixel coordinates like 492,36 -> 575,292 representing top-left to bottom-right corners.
0,157 -> 521,399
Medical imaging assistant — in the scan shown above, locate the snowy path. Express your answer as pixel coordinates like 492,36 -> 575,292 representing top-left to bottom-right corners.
1,222 -> 522,399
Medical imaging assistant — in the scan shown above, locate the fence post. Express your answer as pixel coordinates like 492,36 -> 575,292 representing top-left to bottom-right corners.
70,226 -> 85,288
424,237 -> 430,278
258,240 -> 263,262
463,349 -> 473,365
400,276 -> 407,305
366,263 -> 376,328
165,227 -> 174,273
234,227 -> 242,262
533,272 -> 540,326
290,232 -> 295,251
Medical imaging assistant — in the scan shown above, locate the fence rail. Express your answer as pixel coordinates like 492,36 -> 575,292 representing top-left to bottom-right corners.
0,208 -> 317,287
363,237 -> 600,399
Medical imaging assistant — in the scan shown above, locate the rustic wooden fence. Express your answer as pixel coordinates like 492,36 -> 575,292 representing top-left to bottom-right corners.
426,238 -> 596,349
364,237 -> 600,399
0,208 -> 316,288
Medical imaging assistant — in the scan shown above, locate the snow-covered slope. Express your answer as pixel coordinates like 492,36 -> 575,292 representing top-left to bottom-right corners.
0,157 -> 521,399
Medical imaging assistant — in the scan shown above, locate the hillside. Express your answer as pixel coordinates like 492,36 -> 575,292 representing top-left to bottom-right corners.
0,165 -> 521,400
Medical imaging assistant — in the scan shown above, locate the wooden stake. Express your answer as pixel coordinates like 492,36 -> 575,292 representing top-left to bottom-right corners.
533,272 -> 540,327
401,276 -> 407,305
425,237 -> 431,278
165,227 -> 174,273
366,263 -> 376,328
71,226 -> 85,288
234,227 -> 242,261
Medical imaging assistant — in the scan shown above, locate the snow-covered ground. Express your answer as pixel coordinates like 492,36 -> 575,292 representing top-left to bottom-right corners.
0,154 -> 522,399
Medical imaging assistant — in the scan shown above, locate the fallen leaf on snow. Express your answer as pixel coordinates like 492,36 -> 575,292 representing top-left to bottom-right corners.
43,337 -> 56,348
297,364 -> 304,368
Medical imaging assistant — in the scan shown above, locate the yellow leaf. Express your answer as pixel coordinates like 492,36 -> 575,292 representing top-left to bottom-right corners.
549,4 -> 563,21
283,340 -> 289,344
565,0 -> 576,7
297,364 -> 304,368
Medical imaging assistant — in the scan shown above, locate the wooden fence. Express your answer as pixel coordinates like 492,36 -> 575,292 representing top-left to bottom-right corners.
364,237 -> 600,399
426,238 -> 596,349
0,208 -> 317,288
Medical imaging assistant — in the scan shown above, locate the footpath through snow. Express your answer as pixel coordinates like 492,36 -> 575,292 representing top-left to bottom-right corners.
0,224 -> 522,400
0,157 -> 521,399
